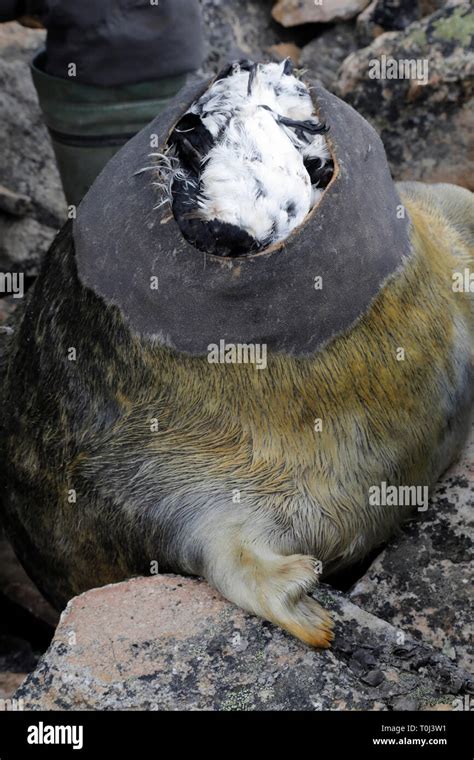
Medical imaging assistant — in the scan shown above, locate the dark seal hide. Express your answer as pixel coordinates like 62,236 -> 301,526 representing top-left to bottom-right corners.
74,79 -> 413,357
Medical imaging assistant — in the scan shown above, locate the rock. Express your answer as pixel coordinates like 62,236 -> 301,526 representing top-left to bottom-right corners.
0,185 -> 31,217
337,3 -> 474,189
361,669 -> 385,687
300,23 -> 359,90
199,0 -> 280,73
14,576 -> 471,710
0,215 -> 58,276
0,18 -> 43,63
267,42 -> 302,65
272,0 -> 370,27
0,22 -> 65,274
350,423 -> 474,672
356,0 -> 446,45
351,648 -> 378,669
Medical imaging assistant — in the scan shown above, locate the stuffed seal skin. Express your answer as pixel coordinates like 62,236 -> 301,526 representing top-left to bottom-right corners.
1,63 -> 473,647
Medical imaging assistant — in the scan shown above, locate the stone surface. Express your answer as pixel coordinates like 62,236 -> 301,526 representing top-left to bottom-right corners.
0,22 -> 65,275
356,0 -> 447,45
300,23 -> 359,90
273,0 -> 370,27
0,215 -> 59,276
14,575 -> 472,711
200,0 -> 280,73
337,3 -> 474,189
351,423 -> 474,672
0,184 -> 32,217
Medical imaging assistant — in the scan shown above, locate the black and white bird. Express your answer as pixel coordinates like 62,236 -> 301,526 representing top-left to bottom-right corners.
154,59 -> 334,257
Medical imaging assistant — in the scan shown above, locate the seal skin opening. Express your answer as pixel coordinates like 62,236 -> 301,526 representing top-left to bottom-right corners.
74,74 -> 412,357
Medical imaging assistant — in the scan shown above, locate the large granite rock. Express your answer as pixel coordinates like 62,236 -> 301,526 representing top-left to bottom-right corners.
337,3 -> 474,189
14,575 -> 472,710
351,424 -> 473,672
0,22 -> 66,276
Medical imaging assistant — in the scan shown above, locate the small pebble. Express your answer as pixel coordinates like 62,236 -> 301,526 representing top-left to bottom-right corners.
361,669 -> 384,687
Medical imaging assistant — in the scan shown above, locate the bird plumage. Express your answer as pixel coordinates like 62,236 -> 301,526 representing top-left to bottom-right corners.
156,59 -> 333,256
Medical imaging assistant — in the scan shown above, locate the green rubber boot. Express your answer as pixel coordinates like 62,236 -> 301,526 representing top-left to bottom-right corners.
31,51 -> 186,207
